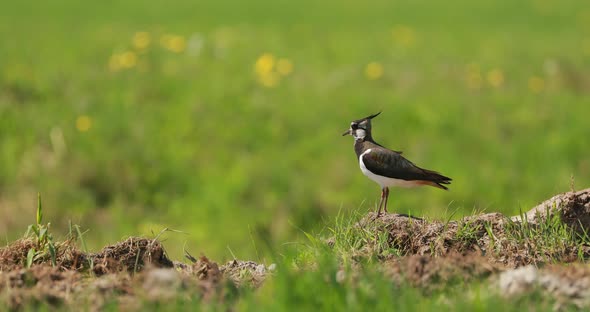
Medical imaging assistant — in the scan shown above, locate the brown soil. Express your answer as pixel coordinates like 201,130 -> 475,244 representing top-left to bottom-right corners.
0,237 -> 270,310
0,236 -> 173,275
0,238 -> 86,272
1,189 -> 590,309
359,189 -> 590,268
91,237 -> 173,275
360,189 -> 590,307
383,252 -> 501,292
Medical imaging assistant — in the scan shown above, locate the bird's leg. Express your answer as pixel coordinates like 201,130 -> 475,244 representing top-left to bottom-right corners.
383,187 -> 390,213
376,188 -> 385,217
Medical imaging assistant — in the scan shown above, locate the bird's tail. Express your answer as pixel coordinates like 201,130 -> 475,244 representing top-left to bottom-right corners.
419,169 -> 452,190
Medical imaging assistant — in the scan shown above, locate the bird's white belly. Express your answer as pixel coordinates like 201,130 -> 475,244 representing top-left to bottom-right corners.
359,149 -> 422,188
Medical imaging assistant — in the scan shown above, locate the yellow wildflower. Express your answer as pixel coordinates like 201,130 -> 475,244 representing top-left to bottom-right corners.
487,69 -> 504,88
119,51 -> 137,68
392,25 -> 416,47
255,53 -> 275,76
160,34 -> 186,53
133,32 -> 151,50
76,115 -> 92,132
365,62 -> 383,80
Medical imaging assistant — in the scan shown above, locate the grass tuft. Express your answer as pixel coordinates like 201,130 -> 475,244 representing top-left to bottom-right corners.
24,193 -> 57,268
503,203 -> 590,263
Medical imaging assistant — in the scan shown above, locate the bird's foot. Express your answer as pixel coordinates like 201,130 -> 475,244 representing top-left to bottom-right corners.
370,211 -> 383,222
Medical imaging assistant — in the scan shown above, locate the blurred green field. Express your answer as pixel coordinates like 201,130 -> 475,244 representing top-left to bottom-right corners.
1,0 -> 589,260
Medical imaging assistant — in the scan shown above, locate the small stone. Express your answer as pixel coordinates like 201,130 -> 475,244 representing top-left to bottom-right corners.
498,265 -> 538,296
255,264 -> 266,274
336,270 -> 346,283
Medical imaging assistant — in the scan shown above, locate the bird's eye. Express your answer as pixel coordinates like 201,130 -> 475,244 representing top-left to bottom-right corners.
351,123 -> 358,130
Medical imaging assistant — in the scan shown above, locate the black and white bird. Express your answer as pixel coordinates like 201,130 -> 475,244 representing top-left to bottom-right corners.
343,112 -> 451,216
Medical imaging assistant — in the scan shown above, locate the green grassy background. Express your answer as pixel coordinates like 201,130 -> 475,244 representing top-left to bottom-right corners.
1,0 -> 589,260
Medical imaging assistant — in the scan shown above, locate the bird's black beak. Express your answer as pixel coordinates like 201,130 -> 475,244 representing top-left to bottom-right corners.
342,129 -> 352,136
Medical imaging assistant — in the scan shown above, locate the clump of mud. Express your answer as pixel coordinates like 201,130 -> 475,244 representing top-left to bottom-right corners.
0,238 -> 86,272
0,237 -> 271,310
383,252 -> 500,292
0,266 -> 79,309
0,237 -> 172,275
91,237 -> 173,275
221,259 -> 272,288
0,239 -> 37,271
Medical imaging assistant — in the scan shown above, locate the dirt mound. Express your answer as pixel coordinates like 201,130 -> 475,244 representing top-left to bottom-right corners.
0,236 -> 271,310
0,237 -> 171,310
383,252 -> 500,292
0,236 -> 172,275
514,189 -> 590,235
349,189 -> 590,308
180,255 -> 226,301
221,259 -> 273,288
0,265 -> 79,310
1,265 -> 224,310
0,238 -> 87,272
0,239 -> 37,271
358,189 -> 590,268
91,237 -> 173,275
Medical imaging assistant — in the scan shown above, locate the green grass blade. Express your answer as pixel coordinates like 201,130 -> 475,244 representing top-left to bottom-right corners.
26,248 -> 35,268
74,225 -> 89,252
39,227 -> 47,243
36,192 -> 42,225
48,243 -> 57,267
25,224 -> 33,237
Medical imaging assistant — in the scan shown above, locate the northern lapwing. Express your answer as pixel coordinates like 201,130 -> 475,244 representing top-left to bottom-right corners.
343,112 -> 451,216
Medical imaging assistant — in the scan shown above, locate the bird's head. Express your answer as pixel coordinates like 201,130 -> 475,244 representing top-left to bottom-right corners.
342,111 -> 381,141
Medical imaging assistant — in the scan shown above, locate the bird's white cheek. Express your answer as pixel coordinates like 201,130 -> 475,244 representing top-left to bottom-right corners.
354,129 -> 366,139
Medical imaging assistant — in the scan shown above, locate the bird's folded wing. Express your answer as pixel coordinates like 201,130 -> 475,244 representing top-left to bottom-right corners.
363,149 -> 431,181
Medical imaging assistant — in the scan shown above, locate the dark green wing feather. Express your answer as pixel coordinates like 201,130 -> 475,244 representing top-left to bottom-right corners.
363,147 -> 452,187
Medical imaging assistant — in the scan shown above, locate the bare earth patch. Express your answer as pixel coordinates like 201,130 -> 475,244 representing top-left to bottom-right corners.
382,252 -> 501,292
1,189 -> 590,309
360,188 -> 590,268
0,237 -> 271,310
357,189 -> 590,307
